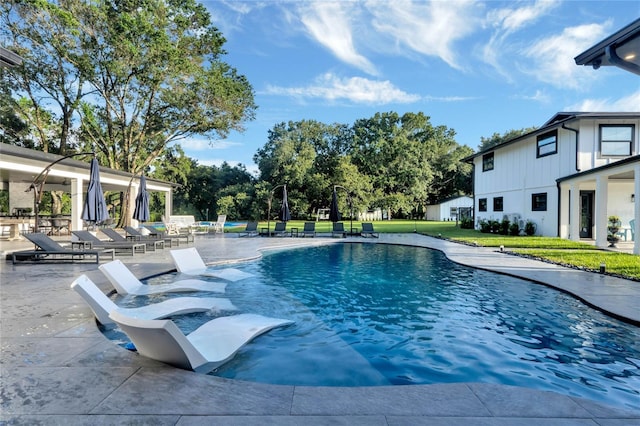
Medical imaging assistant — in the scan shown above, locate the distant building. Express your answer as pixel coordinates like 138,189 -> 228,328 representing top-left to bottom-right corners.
425,196 -> 473,221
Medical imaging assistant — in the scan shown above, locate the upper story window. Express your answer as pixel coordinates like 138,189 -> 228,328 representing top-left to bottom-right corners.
536,130 -> 557,158
482,152 -> 494,172
478,198 -> 487,212
600,124 -> 634,156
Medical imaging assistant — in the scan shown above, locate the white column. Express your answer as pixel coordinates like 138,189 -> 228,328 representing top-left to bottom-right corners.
131,182 -> 139,227
558,183 -> 570,238
634,163 -> 640,255
164,188 -> 173,221
594,175 -> 608,248
70,178 -> 83,231
569,182 -> 580,241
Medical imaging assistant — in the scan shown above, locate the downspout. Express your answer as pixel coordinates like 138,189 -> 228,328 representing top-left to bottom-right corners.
562,123 -> 580,172
560,123 -> 580,238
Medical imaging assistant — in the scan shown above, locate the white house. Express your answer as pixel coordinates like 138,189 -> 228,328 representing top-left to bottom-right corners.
425,196 -> 473,221
465,112 -> 639,255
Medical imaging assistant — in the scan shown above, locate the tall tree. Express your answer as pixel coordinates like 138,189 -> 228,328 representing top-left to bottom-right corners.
478,127 -> 538,151
3,0 -> 256,226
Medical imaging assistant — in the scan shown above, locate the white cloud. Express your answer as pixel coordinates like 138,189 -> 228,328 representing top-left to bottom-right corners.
481,0 -> 560,79
565,90 -> 640,112
298,2 -> 378,75
264,73 -> 421,104
366,0 -> 480,70
177,138 -> 241,151
512,89 -> 551,103
521,22 -> 611,89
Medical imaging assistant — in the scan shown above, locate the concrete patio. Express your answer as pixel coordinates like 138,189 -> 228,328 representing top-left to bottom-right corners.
1,233 -> 639,425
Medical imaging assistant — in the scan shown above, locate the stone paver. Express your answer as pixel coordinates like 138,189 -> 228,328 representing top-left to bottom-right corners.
1,233 -> 639,424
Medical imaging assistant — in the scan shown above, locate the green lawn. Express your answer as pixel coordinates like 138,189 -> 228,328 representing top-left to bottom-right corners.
229,220 -> 639,281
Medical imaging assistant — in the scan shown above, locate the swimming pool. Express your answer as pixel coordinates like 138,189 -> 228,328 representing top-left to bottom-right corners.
111,243 -> 640,410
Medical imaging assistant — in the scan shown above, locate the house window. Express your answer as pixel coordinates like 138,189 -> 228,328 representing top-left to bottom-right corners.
600,124 -> 634,156
532,193 -> 547,211
479,198 -> 487,212
482,152 -> 494,171
536,130 -> 557,158
493,197 -> 503,212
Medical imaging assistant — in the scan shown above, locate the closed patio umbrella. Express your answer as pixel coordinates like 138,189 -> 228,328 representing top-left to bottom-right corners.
279,185 -> 291,222
133,175 -> 150,223
329,186 -> 340,223
82,157 -> 109,226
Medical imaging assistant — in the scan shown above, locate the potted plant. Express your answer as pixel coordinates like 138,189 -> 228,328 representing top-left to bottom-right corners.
607,215 -> 622,247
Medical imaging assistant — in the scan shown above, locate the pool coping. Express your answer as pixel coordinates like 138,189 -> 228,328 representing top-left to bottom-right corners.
1,233 -> 639,423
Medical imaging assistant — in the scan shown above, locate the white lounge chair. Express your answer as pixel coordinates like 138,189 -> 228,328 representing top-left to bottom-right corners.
213,214 -> 226,233
170,247 -> 253,281
99,259 -> 227,296
71,275 -> 236,327
109,310 -> 294,373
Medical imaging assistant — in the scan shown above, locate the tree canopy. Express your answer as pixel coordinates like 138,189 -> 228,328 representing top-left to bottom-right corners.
254,112 -> 473,220
1,0 -> 256,224
478,127 -> 538,151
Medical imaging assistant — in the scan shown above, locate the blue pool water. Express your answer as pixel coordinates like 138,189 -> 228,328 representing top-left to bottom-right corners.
111,243 -> 640,410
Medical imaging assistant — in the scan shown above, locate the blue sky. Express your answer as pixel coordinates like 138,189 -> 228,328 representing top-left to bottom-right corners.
179,0 -> 640,176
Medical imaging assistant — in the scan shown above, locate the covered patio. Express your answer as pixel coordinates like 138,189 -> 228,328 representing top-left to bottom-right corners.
558,155 -> 640,254
0,143 -> 175,237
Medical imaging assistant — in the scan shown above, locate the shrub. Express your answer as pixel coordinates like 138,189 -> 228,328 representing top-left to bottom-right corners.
460,217 -> 474,229
524,220 -> 536,236
479,219 -> 491,233
500,218 -> 510,235
509,222 -> 520,236
490,220 -> 500,233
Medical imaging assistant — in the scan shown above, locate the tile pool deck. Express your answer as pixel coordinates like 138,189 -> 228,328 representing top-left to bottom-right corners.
1,233 -> 639,425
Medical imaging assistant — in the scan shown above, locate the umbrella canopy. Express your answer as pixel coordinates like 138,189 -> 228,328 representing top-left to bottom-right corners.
82,157 -> 109,225
329,187 -> 341,222
133,175 -> 150,223
279,185 -> 291,222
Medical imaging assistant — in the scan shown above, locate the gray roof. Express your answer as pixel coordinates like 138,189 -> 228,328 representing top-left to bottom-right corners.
574,18 -> 640,75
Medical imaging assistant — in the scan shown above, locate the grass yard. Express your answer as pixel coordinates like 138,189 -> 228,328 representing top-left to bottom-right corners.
230,219 -> 639,281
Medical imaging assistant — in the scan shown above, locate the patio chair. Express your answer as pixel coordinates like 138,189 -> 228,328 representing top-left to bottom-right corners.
239,221 -> 259,237
124,225 -> 175,248
102,227 -> 164,251
630,219 -> 635,241
142,224 -> 193,244
72,230 -> 147,255
213,214 -> 226,233
12,232 -> 114,264
99,259 -> 227,296
109,310 -> 294,373
360,222 -> 379,238
170,247 -> 254,281
301,221 -> 316,237
71,274 -> 236,327
332,222 -> 346,238
272,221 -> 289,237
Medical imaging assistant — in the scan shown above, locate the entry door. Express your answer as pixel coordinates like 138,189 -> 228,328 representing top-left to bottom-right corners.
579,191 -> 594,239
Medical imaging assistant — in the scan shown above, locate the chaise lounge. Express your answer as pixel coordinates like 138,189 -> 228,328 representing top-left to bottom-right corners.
72,230 -> 147,255
332,222 -> 346,238
102,227 -> 165,251
360,222 -> 379,238
12,232 -> 115,264
99,259 -> 227,296
238,221 -> 259,237
71,274 -> 236,327
109,310 -> 294,373
301,221 -> 316,237
170,247 -> 254,281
